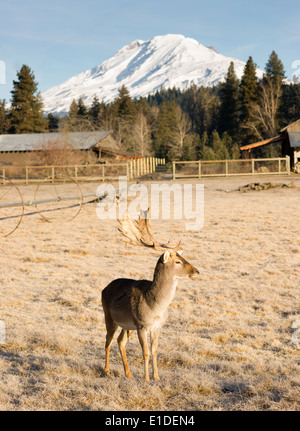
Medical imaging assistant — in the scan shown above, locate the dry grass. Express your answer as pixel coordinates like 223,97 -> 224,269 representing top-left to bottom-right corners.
0,176 -> 299,411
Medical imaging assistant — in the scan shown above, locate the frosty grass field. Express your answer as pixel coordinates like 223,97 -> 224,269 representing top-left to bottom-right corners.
0,175 -> 299,411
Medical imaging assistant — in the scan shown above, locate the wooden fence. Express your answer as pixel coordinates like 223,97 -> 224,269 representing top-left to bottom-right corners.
0,157 -> 166,184
172,156 -> 291,180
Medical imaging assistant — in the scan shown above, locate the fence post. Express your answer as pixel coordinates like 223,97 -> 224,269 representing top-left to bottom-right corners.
130,160 -> 133,179
26,166 -> 29,185
172,162 -> 176,180
251,159 -> 255,175
278,158 -> 281,174
2,169 -> 5,184
52,166 -> 55,184
126,162 -> 129,180
225,160 -> 228,177
286,155 -> 290,175
198,161 -> 201,178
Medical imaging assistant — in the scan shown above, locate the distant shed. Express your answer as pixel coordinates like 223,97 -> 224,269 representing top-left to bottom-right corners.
240,119 -> 300,172
0,130 -> 142,165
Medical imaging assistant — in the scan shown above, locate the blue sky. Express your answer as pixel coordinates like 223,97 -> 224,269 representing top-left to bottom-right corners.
0,0 -> 299,102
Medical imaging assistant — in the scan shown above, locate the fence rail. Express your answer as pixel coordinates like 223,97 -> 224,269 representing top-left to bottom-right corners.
172,156 -> 291,180
0,157 -> 166,185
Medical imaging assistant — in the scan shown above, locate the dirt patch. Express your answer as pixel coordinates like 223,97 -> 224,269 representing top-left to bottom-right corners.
233,182 -> 296,192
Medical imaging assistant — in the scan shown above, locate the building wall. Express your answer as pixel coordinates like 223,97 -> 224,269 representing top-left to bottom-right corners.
0,150 -> 98,166
294,149 -> 300,165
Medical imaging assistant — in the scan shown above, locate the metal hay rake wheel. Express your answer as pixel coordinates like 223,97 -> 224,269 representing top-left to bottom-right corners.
0,176 -> 24,237
34,176 -> 84,223
0,176 -> 87,237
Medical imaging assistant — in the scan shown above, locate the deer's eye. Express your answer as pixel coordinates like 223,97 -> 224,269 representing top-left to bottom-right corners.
175,260 -> 182,264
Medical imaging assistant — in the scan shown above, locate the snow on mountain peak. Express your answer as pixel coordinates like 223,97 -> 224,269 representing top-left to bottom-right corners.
41,34 -> 263,114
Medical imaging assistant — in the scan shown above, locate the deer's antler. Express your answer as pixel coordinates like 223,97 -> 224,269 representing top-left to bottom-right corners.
117,208 -> 181,251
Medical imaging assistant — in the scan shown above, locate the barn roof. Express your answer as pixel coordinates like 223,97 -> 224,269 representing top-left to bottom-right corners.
240,119 -> 300,152
280,119 -> 300,133
0,131 -> 112,152
240,136 -> 282,151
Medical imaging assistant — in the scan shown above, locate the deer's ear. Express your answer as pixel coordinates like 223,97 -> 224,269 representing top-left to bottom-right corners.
162,250 -> 170,263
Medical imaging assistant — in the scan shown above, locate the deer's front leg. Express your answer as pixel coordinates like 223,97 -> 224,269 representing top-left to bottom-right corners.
150,327 -> 161,381
137,328 -> 150,382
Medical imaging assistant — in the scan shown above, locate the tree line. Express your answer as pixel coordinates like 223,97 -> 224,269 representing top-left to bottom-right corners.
1,51 -> 300,161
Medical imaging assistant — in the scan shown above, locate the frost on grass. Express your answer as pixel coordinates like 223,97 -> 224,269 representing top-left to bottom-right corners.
0,176 -> 299,410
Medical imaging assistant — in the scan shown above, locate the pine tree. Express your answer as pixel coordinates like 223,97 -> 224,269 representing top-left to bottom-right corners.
114,85 -> 136,121
9,65 -> 47,133
77,97 -> 88,117
196,130 -> 213,160
89,95 -> 104,126
280,83 -> 300,126
63,99 -> 79,132
240,57 -> 258,123
0,99 -> 8,134
245,51 -> 286,142
211,130 -> 229,160
264,51 -> 285,86
47,112 -> 59,132
218,62 -> 240,139
239,57 -> 259,144
153,101 -> 178,159
69,99 -> 78,118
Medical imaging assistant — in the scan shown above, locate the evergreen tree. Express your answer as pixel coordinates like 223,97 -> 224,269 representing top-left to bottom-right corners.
221,132 -> 233,156
63,99 -> 79,131
202,144 -> 215,160
77,97 -> 88,117
211,130 -> 229,160
153,101 -> 178,159
181,85 -> 219,136
246,51 -> 285,142
240,57 -> 259,123
239,57 -> 259,144
280,83 -> 300,126
0,99 -> 8,134
89,95 -> 104,126
47,112 -> 59,132
218,62 -> 240,139
69,99 -> 78,119
9,65 -> 47,133
264,51 -> 285,86
114,85 -> 136,121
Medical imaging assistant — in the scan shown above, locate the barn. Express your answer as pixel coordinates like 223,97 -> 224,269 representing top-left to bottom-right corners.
0,130 -> 142,165
240,119 -> 300,173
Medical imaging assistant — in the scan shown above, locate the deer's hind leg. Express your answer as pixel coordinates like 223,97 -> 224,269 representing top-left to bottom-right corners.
117,329 -> 133,378
104,311 -> 118,376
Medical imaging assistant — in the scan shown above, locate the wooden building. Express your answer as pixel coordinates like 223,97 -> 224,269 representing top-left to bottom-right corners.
240,119 -> 300,172
0,131 -> 142,165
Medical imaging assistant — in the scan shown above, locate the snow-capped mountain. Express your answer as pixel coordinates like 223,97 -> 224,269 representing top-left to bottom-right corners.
41,34 -> 263,114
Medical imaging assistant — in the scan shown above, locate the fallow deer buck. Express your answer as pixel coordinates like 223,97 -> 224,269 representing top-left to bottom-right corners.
101,209 -> 199,382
